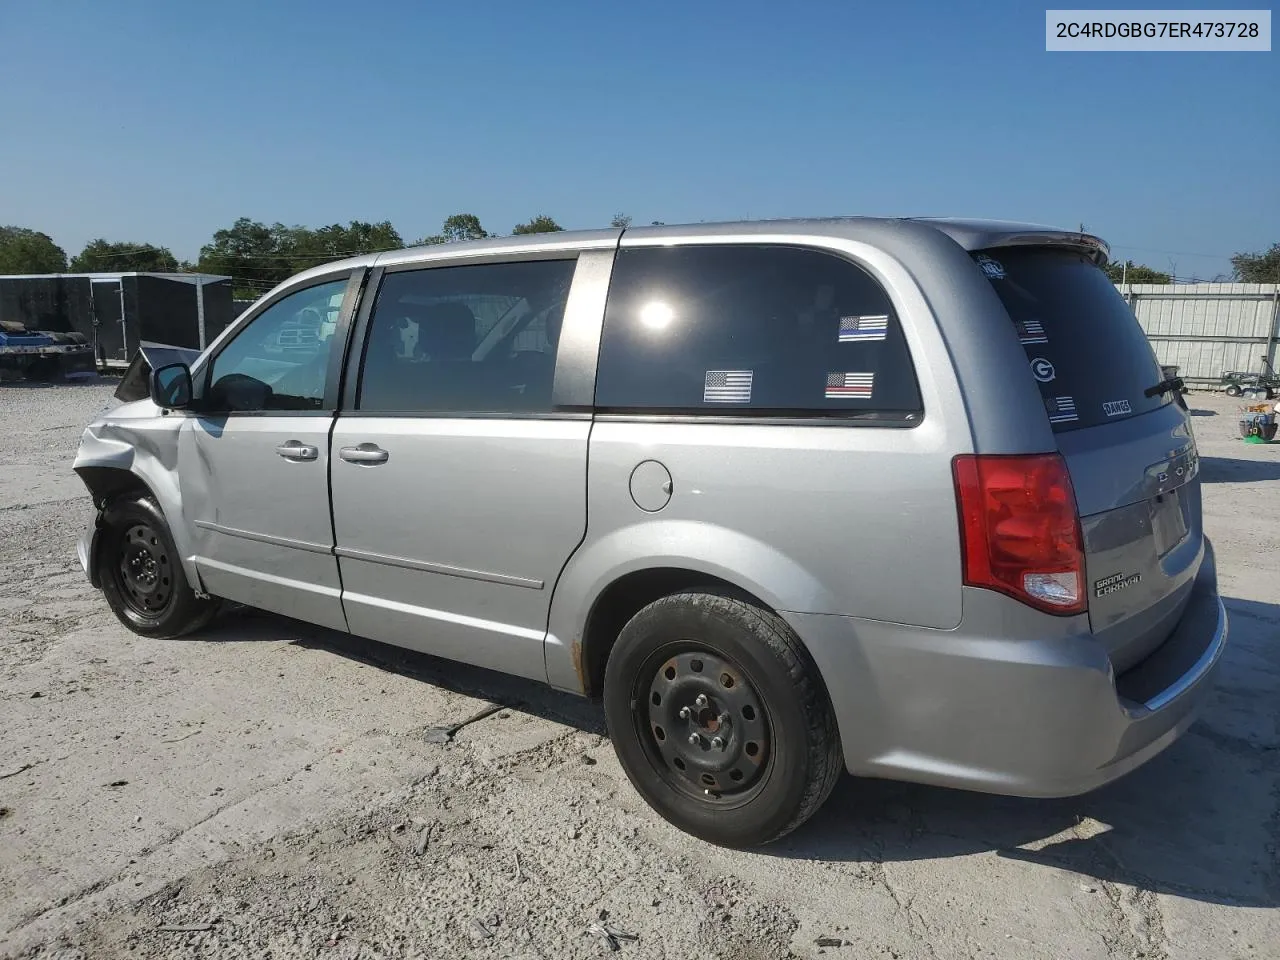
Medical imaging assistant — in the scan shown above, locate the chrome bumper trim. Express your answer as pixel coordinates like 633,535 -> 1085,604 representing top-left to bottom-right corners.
1144,596 -> 1227,712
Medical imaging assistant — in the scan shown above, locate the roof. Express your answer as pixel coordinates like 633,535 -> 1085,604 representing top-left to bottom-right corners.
0,272 -> 231,283
269,216 -> 1114,294
616,217 -> 1108,260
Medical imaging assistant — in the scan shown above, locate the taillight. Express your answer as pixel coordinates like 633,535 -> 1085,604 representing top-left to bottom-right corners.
952,454 -> 1086,616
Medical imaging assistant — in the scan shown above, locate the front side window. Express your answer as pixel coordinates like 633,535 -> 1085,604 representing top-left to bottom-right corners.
357,259 -> 575,414
206,277 -> 348,412
596,245 -> 922,418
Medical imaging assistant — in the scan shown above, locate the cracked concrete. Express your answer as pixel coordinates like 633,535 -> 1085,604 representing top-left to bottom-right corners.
1,382 -> 1278,959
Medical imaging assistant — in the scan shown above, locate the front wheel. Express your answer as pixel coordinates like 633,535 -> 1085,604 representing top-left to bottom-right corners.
603,591 -> 842,847
1224,383 -> 1243,398
98,495 -> 220,638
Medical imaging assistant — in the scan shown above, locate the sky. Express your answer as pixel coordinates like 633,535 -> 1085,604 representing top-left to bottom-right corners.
1,0 -> 1275,281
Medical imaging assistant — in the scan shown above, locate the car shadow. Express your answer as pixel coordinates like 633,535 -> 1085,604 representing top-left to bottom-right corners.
194,606 -> 605,734
1188,408 -> 1217,417
1198,455 -> 1280,483
192,596 -> 1277,909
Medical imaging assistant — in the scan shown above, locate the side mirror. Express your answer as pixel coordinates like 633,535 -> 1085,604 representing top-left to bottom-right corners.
151,362 -> 194,409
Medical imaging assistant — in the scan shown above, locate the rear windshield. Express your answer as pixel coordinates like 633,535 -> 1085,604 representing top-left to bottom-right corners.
974,247 -> 1169,431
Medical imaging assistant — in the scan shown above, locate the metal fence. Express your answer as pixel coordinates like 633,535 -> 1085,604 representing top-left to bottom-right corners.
1118,283 -> 1280,387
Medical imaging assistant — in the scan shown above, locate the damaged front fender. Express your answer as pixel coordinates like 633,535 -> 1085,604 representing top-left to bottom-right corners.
72,403 -> 203,594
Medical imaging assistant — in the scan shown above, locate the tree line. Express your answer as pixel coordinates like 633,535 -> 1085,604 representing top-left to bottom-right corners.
0,213 -> 635,299
3,221 -> 1277,299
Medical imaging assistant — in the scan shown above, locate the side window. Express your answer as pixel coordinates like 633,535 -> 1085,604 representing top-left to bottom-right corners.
596,245 -> 922,418
357,259 -> 576,414
206,278 -> 348,412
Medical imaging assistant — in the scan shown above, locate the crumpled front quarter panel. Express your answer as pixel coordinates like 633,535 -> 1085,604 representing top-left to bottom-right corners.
73,402 -> 200,587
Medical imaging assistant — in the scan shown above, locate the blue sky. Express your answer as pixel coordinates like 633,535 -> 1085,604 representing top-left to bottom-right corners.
1,0 -> 1274,280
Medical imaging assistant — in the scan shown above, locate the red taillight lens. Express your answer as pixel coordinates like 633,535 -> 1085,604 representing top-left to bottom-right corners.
952,454 -> 1086,616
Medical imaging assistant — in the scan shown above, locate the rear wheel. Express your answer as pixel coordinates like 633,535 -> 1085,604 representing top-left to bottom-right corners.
603,591 -> 841,847
99,495 -> 219,638
1224,383 -> 1243,397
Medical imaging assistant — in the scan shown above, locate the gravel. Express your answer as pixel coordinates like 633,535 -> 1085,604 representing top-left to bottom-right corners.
1,382 -> 1277,959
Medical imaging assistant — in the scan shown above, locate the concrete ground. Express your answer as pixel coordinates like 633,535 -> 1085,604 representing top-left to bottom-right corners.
1,379 -> 1276,960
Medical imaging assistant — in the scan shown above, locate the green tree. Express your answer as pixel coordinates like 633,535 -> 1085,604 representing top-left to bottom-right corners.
197,218 -> 404,297
286,220 -> 403,272
70,239 -> 179,273
0,226 -> 68,273
441,213 -> 488,243
413,214 -> 488,246
512,214 -> 563,235
609,213 -> 632,229
1231,243 -> 1280,283
196,218 -> 292,296
1103,260 -> 1171,284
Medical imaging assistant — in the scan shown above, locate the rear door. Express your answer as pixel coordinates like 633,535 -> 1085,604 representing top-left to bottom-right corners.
975,247 -> 1201,669
328,253 -> 601,681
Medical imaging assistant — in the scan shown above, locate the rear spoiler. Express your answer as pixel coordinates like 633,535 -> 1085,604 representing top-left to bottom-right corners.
114,342 -> 203,402
979,231 -> 1110,266
907,219 -> 1111,266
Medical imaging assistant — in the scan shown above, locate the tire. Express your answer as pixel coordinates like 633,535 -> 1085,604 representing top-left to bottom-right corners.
98,495 -> 220,638
1224,384 -> 1243,398
603,590 -> 842,847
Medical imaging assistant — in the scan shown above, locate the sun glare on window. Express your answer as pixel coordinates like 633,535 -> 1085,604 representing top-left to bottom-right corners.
639,300 -> 675,331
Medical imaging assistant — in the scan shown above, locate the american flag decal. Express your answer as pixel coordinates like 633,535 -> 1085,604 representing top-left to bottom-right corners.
703,369 -> 753,403
1017,319 -> 1048,344
838,314 -> 889,342
825,372 -> 875,399
1046,396 -> 1078,424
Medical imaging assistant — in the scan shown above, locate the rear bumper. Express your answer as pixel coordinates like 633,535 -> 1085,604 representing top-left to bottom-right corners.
784,538 -> 1226,797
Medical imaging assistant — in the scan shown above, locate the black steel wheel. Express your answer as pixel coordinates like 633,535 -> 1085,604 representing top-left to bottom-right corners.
1225,383 -> 1243,398
640,646 -> 773,805
98,495 -> 220,638
113,522 -> 175,617
604,590 -> 841,847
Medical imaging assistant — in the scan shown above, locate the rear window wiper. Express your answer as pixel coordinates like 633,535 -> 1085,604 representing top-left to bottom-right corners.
1143,375 -> 1184,399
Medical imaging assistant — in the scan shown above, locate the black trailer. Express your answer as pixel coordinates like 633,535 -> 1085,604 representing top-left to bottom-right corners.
0,271 -> 235,370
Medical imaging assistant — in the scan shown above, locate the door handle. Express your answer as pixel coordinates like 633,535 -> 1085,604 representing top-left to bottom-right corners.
339,444 -> 389,465
275,441 -> 319,461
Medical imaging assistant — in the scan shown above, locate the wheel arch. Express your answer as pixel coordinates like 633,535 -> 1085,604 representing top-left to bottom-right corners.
545,520 -> 835,699
76,464 -> 155,508
75,465 -> 159,589
577,567 -> 768,699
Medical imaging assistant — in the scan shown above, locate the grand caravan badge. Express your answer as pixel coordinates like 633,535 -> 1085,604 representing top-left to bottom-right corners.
1094,571 -> 1142,598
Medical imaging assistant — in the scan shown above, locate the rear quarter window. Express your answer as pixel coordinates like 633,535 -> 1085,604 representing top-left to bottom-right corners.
596,244 -> 922,420
974,248 -> 1169,431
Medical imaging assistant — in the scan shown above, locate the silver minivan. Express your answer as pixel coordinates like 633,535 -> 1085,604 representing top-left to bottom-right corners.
74,218 -> 1227,847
